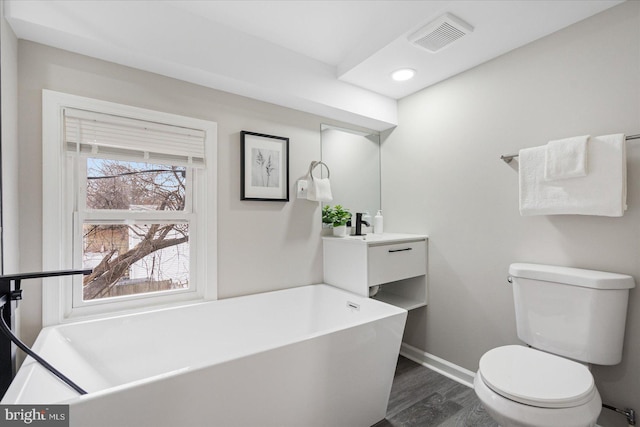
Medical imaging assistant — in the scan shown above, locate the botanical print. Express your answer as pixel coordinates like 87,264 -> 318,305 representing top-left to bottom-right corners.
241,130 -> 288,201
252,148 -> 280,187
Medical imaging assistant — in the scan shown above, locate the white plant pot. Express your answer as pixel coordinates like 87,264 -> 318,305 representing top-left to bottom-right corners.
332,225 -> 348,237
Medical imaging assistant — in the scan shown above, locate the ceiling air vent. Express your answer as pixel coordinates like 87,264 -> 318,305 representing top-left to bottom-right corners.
409,13 -> 474,53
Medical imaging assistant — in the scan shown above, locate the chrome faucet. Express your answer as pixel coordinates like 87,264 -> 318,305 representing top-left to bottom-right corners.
353,212 -> 370,236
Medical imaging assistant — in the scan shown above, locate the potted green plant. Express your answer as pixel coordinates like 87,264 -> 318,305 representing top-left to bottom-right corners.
322,205 -> 352,237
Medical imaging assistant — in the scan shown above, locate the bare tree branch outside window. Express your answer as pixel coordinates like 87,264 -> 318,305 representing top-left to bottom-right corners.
82,159 -> 190,300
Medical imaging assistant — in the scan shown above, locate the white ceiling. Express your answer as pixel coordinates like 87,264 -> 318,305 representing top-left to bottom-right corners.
4,0 -> 624,130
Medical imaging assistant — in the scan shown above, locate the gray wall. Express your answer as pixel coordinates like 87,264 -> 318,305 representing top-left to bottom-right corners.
16,40 -> 362,348
382,2 -> 640,425
1,0 -> 21,350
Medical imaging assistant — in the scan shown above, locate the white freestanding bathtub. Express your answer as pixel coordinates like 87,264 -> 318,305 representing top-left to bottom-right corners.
2,284 -> 407,427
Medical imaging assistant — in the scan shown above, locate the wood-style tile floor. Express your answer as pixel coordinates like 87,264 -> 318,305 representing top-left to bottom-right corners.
373,356 -> 498,427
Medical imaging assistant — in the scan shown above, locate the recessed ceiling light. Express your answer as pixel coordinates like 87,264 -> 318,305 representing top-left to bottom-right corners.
391,68 -> 416,81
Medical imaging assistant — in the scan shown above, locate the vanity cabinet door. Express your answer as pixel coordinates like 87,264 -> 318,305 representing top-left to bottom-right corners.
367,240 -> 426,286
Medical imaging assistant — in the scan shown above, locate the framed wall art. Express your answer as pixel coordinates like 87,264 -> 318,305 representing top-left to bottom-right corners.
240,131 -> 289,201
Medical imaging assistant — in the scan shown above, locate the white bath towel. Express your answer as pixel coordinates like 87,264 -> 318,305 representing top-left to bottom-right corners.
307,177 -> 333,202
544,135 -> 589,181
519,134 -> 627,216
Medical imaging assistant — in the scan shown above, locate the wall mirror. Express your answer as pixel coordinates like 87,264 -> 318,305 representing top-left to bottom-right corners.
320,124 -> 381,217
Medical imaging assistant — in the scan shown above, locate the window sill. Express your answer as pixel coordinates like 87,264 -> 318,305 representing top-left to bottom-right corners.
59,294 -> 216,325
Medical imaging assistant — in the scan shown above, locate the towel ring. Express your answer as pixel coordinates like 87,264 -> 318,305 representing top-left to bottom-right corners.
308,161 -> 330,180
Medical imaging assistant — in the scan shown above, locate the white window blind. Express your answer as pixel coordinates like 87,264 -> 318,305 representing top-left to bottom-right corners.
64,108 -> 206,167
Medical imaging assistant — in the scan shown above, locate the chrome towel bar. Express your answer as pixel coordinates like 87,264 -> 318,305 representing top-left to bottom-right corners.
500,134 -> 640,163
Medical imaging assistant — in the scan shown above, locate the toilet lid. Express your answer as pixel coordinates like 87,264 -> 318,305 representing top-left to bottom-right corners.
479,345 -> 595,408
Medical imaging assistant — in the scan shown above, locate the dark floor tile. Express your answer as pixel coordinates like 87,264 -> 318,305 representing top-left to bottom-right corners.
387,365 -> 444,417
393,355 -> 422,376
386,392 -> 462,427
436,399 -> 497,427
374,356 -> 498,427
442,381 -> 478,406
372,419 -> 394,427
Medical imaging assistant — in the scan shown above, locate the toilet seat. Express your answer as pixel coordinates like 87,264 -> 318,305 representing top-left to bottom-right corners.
478,345 -> 595,409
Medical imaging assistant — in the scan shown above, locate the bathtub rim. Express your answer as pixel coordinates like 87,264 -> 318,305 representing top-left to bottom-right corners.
50,282 -> 406,330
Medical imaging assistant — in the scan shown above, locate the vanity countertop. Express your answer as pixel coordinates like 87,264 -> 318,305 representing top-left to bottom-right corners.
322,232 -> 428,245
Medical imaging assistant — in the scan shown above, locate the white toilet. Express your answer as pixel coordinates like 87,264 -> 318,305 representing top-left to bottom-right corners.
474,263 -> 635,427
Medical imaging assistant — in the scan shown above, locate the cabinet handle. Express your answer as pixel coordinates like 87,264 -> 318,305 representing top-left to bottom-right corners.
388,248 -> 412,253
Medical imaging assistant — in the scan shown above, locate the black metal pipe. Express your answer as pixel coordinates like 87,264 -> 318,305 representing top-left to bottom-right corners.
0,281 -> 14,392
0,269 -> 92,282
603,403 -> 636,426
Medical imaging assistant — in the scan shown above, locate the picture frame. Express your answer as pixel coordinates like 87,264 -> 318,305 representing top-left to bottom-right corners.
240,131 -> 290,201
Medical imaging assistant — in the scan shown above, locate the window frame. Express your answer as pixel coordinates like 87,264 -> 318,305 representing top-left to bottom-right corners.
42,90 -> 217,325
73,159 -> 196,307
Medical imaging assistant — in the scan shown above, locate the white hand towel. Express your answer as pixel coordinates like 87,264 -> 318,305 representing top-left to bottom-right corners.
544,135 -> 589,181
520,134 -> 626,217
307,177 -> 333,202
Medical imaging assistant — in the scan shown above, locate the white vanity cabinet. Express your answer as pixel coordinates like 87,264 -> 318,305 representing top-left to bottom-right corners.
322,233 -> 428,310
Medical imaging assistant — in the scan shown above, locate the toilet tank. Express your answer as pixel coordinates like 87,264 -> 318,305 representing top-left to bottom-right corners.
509,263 -> 635,365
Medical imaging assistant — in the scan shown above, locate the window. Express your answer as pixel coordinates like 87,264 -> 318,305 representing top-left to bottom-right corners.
80,159 -> 191,302
42,91 -> 217,324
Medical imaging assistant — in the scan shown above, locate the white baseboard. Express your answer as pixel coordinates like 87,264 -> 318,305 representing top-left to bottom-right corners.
400,342 -> 476,388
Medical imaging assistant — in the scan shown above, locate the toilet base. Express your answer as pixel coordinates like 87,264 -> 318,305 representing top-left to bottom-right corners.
474,371 -> 601,427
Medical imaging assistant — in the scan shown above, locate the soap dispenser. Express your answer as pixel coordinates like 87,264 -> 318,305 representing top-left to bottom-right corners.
374,210 -> 384,234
